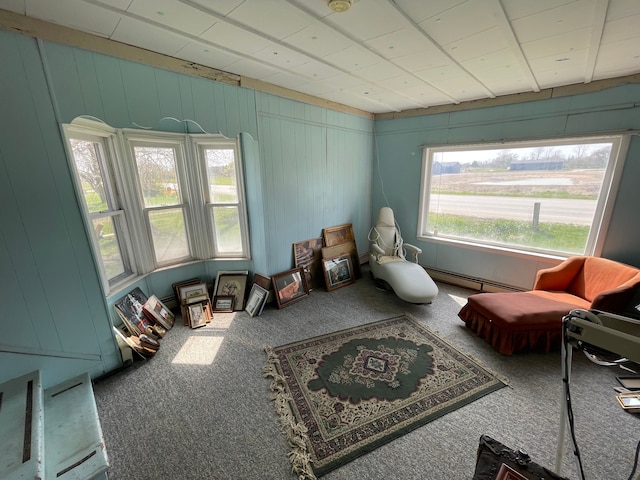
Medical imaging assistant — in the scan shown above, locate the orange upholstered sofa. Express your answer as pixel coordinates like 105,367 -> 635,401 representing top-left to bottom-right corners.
458,256 -> 640,355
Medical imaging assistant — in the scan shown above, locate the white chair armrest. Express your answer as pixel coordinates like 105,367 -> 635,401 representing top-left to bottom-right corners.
403,243 -> 421,262
371,244 -> 385,257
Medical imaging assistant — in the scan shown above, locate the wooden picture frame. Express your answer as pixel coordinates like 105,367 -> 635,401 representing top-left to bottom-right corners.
188,303 -> 207,329
245,284 -> 269,317
178,282 -> 208,305
212,295 -> 235,313
321,239 -> 362,279
252,272 -> 275,304
272,267 -> 309,309
214,271 -> 248,311
322,223 -> 355,247
142,294 -> 175,330
293,237 -> 324,290
322,254 -> 355,291
172,278 -> 204,303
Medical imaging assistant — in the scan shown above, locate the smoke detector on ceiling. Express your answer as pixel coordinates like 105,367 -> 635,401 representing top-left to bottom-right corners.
327,0 -> 353,13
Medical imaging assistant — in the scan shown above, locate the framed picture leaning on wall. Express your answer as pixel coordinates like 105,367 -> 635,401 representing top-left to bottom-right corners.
245,283 -> 269,317
271,267 -> 309,309
322,254 -> 355,292
213,270 -> 248,311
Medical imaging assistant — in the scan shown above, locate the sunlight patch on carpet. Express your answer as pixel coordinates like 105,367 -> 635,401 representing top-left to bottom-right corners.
263,314 -> 506,479
448,293 -> 468,306
172,336 -> 223,365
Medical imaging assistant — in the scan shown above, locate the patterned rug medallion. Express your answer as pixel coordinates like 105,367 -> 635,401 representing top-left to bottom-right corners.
263,314 -> 506,479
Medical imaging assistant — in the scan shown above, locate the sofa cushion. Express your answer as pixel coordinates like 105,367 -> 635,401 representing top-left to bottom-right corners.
567,256 -> 640,302
463,292 -> 586,331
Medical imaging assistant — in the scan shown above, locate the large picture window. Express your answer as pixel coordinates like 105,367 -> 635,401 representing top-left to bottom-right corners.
418,135 -> 628,257
63,119 -> 249,295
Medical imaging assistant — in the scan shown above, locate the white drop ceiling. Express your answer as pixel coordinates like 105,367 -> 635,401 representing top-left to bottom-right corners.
1,0 -> 639,114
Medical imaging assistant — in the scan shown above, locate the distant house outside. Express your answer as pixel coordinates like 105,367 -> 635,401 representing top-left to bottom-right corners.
508,158 -> 565,171
433,161 -> 461,174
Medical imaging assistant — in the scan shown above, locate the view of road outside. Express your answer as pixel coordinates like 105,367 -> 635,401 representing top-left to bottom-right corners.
427,142 -> 612,254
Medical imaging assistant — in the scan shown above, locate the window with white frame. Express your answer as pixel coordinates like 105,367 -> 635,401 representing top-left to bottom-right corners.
64,124 -> 134,289
195,139 -> 250,257
63,119 -> 250,294
418,135 -> 628,257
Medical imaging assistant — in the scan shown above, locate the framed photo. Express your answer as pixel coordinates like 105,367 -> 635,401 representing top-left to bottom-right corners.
142,294 -> 175,330
178,282 -> 208,305
293,237 -> 324,290
214,270 -> 248,311
322,224 -> 355,247
114,287 -> 154,336
322,254 -> 355,291
271,267 -> 309,309
245,284 -> 269,317
188,303 -> 206,329
172,277 -> 204,302
321,239 -> 362,279
252,273 -> 274,304
212,295 -> 235,313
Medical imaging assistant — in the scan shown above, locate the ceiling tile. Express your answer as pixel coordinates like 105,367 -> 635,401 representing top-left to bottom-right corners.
223,57 -> 280,80
351,62 -> 406,83
226,0 -> 312,40
175,42 -> 241,70
418,0 -> 502,46
291,60 -> 344,81
188,0 -> 244,17
323,45 -> 381,71
445,27 -> 510,63
126,0 -> 216,36
601,14 -> 640,44
324,0 -> 407,41
391,0 -> 467,24
282,23 -> 352,58
26,0 -> 121,37
594,39 -> 640,77
199,21 -> 272,56
251,43 -> 311,70
511,1 -> 597,43
520,28 -> 591,60
111,15 -> 189,56
364,27 -> 435,60
500,0 -> 576,21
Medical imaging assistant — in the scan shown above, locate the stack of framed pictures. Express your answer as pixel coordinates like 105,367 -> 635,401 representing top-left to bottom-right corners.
322,223 -> 362,279
172,278 -> 213,329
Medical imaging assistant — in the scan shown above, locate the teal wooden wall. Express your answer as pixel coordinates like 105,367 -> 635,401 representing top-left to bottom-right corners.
0,30 -> 374,386
374,86 -> 640,289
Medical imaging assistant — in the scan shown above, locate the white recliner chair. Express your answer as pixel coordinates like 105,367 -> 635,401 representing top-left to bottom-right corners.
369,207 -> 438,304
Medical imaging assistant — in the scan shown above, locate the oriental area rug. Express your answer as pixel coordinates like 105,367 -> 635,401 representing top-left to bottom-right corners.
263,314 -> 507,479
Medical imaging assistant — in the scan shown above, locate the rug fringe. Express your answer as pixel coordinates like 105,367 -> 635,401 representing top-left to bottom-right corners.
263,346 -> 317,480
